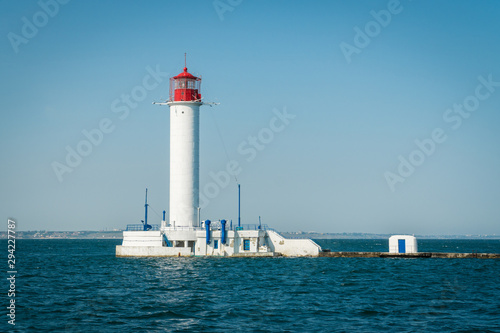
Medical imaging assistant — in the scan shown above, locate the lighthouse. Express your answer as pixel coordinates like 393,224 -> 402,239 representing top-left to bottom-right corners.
116,59 -> 322,257
166,66 -> 202,228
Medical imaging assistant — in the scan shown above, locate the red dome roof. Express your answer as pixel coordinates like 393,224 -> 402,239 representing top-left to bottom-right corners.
173,67 -> 198,80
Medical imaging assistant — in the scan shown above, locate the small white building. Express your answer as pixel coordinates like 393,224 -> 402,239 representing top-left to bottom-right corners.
389,235 -> 418,254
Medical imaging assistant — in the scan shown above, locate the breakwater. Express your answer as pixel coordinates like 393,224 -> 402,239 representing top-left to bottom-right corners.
318,251 -> 500,259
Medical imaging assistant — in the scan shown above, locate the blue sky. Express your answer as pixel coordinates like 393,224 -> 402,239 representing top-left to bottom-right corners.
1,0 -> 499,235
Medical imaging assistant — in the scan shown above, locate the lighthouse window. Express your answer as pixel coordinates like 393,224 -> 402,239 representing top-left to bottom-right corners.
175,80 -> 187,89
214,240 -> 218,249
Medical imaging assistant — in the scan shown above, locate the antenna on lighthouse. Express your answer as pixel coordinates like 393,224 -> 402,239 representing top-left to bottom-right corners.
184,52 -> 187,68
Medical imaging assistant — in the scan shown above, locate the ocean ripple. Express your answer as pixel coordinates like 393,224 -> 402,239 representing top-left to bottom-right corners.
5,239 -> 499,332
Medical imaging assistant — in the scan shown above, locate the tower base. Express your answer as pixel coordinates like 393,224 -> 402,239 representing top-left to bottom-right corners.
116,227 -> 322,257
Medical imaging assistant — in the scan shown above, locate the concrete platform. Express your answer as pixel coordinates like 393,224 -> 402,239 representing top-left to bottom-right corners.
318,251 -> 500,259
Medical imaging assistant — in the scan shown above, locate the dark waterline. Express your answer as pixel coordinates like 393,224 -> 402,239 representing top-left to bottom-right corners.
5,239 -> 500,332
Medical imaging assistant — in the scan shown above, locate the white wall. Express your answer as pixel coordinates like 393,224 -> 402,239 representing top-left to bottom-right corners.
121,231 -> 162,247
267,230 -> 321,256
194,230 -> 270,256
389,235 -> 418,253
116,245 -> 192,257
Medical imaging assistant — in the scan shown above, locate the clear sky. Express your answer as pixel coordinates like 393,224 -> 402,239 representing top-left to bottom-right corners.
1,0 -> 499,235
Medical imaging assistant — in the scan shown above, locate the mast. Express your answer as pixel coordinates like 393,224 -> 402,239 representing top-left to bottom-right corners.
143,188 -> 149,231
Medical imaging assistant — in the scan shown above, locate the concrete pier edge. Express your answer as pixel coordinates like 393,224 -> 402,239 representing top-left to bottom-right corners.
318,251 -> 500,259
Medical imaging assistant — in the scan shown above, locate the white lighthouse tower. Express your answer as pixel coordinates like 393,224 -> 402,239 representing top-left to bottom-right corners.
167,66 -> 202,228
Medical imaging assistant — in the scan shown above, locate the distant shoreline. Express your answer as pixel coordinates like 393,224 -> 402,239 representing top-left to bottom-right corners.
0,231 -> 498,240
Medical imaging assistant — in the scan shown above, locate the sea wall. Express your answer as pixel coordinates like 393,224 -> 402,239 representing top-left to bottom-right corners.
318,251 -> 500,259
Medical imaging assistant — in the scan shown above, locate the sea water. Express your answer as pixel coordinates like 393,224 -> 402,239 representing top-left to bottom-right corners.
4,239 -> 500,332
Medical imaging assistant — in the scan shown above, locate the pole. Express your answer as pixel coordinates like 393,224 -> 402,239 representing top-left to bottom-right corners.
238,184 -> 241,228
144,188 -> 149,231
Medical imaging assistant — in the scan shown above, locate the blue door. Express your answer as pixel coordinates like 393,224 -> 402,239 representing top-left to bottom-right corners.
398,239 -> 406,253
243,239 -> 250,251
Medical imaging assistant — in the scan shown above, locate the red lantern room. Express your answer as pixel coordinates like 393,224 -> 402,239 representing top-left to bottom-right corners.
169,67 -> 202,102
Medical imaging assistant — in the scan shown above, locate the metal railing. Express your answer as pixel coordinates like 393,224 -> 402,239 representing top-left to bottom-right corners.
126,224 -> 160,231
162,226 -> 201,231
124,223 -> 275,232
232,224 -> 271,231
